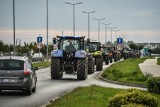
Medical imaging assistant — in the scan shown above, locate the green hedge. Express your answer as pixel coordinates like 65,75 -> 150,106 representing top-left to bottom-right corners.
157,58 -> 160,65
147,77 -> 160,94
121,103 -> 146,107
109,89 -> 158,107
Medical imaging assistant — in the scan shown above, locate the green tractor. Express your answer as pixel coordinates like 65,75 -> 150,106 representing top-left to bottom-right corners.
101,45 -> 110,65
85,39 -> 103,71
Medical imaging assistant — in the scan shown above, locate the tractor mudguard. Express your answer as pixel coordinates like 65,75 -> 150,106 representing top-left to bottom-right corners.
51,49 -> 63,57
75,50 -> 87,58
92,51 -> 102,56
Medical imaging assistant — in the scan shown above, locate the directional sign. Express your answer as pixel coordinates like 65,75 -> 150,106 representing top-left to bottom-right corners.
36,42 -> 43,49
37,37 -> 42,43
117,38 -> 123,44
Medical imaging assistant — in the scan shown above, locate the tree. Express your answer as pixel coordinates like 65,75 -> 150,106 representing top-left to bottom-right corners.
0,40 -> 4,52
129,43 -> 138,50
129,43 -> 144,50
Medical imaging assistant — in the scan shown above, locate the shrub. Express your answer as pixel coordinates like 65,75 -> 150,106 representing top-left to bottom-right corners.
157,58 -> 160,65
121,103 -> 147,107
147,77 -> 160,94
108,89 -> 158,107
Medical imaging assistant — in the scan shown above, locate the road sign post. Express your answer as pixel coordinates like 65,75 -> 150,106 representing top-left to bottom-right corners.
36,42 -> 43,59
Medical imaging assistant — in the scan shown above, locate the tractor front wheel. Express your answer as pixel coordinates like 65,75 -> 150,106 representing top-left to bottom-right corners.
77,59 -> 88,80
51,58 -> 63,79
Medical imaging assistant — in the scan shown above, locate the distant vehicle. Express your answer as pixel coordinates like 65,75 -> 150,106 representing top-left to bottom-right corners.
32,53 -> 44,62
0,56 -> 38,95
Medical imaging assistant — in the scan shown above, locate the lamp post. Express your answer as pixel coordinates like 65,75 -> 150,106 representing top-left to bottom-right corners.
46,0 -> 49,61
65,2 -> 83,36
82,11 -> 95,39
109,27 -> 116,43
93,18 -> 105,42
113,29 -> 120,41
101,23 -> 111,43
13,0 -> 16,55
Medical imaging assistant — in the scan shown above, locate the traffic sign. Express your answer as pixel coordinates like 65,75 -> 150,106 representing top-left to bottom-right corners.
36,42 -> 43,49
117,38 -> 123,44
37,37 -> 42,43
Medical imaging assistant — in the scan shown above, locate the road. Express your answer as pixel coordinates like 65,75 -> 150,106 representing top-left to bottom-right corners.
0,62 -> 145,107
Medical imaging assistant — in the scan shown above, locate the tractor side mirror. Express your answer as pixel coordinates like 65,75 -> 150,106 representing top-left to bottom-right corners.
53,38 -> 57,44
87,38 -> 90,43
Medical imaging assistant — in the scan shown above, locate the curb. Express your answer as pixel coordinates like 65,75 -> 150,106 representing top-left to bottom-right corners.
98,74 -> 146,88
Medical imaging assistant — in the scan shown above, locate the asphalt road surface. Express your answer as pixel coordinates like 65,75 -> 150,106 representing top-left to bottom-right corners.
0,62 -> 145,107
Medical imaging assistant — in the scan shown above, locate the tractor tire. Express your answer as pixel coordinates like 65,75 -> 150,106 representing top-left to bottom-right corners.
105,55 -> 109,65
114,54 -> 117,62
110,56 -> 113,63
88,59 -> 95,74
51,58 -> 62,79
77,59 -> 88,80
96,57 -> 103,71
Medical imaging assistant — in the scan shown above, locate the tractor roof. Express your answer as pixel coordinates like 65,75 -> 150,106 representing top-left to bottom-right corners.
57,36 -> 85,39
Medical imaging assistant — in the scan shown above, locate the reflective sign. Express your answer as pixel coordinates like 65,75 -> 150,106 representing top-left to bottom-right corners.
37,37 -> 42,43
117,38 -> 123,44
36,42 -> 43,49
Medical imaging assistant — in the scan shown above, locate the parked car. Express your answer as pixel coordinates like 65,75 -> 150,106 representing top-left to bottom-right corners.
0,56 -> 38,95
32,53 -> 44,62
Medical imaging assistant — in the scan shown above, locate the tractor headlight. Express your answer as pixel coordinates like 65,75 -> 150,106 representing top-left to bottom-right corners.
53,50 -> 58,54
80,51 -> 86,55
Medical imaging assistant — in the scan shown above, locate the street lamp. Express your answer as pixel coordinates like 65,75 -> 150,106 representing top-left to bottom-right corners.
109,27 -> 116,43
113,29 -> 120,41
13,0 -> 16,55
82,11 -> 95,39
93,18 -> 105,42
65,2 -> 83,36
46,0 -> 49,61
101,23 -> 111,43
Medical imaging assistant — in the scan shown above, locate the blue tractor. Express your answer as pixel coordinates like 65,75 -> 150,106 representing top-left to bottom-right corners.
51,36 -> 93,80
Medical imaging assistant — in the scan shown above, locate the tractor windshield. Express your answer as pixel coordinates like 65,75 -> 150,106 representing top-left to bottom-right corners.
89,43 -> 98,52
59,39 -> 80,52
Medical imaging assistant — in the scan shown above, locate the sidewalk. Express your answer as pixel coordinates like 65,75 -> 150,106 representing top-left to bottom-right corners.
139,57 -> 160,77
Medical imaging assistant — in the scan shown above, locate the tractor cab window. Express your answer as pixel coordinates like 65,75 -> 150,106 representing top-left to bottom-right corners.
103,48 -> 108,53
89,44 -> 98,52
59,39 -> 80,52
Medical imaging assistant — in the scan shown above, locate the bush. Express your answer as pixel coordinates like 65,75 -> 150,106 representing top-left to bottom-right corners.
157,58 -> 160,65
108,89 -> 158,107
147,77 -> 160,94
121,103 -> 146,107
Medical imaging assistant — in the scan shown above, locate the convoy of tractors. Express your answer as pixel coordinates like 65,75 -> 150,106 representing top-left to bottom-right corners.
50,36 -> 140,80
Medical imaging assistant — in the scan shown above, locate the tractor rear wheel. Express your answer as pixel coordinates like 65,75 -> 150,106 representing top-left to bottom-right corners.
51,58 -> 62,79
96,57 -> 103,71
77,59 -> 88,80
110,56 -> 113,63
88,59 -> 95,74
105,55 -> 109,65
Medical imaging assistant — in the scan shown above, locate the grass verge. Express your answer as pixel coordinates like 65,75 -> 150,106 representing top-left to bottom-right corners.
101,58 -> 149,85
32,61 -> 51,68
46,85 -> 160,107
157,58 -> 160,65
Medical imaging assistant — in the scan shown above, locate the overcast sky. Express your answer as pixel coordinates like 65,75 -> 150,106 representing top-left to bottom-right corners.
0,0 -> 160,44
